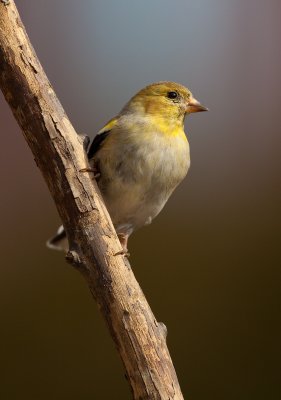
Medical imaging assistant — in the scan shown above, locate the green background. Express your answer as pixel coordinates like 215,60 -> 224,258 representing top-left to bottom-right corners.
0,1 -> 280,399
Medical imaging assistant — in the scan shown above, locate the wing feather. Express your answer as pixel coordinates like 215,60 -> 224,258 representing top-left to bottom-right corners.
87,117 -> 118,159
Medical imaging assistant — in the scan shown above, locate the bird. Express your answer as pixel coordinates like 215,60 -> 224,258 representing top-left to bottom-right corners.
47,81 -> 208,255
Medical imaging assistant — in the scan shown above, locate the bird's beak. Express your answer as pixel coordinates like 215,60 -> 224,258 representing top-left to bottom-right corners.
186,97 -> 208,113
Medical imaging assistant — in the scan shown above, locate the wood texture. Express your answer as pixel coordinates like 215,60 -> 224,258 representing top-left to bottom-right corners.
0,2 -> 184,399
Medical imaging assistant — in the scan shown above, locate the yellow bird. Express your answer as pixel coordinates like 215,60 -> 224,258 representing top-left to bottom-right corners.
47,81 -> 207,254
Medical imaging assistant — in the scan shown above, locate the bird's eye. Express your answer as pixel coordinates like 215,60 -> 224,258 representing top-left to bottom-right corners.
167,91 -> 178,99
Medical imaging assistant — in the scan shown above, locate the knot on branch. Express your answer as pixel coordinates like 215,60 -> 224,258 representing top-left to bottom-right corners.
158,322 -> 168,339
79,134 -> 90,152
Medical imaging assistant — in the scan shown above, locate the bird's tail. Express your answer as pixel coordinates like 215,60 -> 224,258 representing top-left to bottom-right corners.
46,225 -> 69,252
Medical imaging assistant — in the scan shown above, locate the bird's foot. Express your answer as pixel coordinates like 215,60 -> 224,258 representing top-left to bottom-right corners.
79,167 -> 100,179
114,249 -> 130,258
114,233 -> 130,257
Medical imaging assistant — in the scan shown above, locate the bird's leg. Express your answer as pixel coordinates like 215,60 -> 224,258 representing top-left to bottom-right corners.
79,161 -> 100,179
79,168 -> 101,179
114,233 -> 130,257
119,233 -> 129,252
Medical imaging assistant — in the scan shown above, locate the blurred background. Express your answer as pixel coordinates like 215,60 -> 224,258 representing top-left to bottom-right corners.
1,0 -> 280,399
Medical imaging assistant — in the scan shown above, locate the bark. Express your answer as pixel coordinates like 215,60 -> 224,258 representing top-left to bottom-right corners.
0,1 -> 184,399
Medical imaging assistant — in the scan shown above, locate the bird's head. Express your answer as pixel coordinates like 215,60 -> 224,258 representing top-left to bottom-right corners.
122,81 -> 208,128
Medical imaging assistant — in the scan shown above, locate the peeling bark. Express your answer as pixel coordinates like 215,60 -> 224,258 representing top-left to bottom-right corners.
0,2 -> 184,399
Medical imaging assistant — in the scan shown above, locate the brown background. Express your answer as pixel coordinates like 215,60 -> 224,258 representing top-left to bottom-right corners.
0,1 -> 280,399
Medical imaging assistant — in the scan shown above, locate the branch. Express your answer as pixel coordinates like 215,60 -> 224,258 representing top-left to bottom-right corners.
0,2 -> 184,399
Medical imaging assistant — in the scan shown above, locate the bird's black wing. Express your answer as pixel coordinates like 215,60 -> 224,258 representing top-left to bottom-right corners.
87,116 -> 118,160
87,131 -> 110,159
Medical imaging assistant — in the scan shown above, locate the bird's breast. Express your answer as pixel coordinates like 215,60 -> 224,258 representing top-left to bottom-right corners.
94,125 -> 190,231
108,126 -> 190,192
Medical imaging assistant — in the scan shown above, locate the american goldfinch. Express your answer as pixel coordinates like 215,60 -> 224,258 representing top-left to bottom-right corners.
47,81 -> 207,254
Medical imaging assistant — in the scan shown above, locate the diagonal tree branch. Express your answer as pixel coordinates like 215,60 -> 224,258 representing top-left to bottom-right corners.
0,2 -> 184,399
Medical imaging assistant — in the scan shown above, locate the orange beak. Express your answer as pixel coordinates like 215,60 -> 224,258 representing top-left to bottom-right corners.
186,98 -> 208,113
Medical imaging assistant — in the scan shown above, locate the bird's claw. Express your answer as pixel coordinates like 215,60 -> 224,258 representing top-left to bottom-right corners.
79,167 -> 100,179
114,249 -> 130,258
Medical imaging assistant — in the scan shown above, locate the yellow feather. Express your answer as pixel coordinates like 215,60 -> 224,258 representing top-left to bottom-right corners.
98,116 -> 118,134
